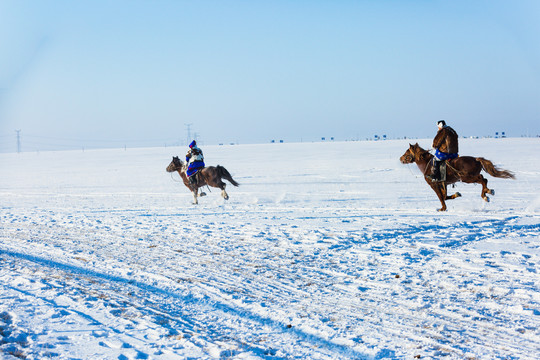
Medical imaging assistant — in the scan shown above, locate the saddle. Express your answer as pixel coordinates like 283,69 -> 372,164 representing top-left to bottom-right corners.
188,168 -> 206,185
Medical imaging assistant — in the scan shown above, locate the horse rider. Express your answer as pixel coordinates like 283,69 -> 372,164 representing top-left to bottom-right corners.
428,120 -> 459,182
185,140 -> 205,185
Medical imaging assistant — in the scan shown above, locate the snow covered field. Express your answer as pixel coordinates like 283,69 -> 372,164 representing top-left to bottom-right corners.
1,138 -> 539,359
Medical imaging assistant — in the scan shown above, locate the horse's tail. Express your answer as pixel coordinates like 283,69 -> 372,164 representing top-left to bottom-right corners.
476,158 -> 515,179
217,165 -> 240,186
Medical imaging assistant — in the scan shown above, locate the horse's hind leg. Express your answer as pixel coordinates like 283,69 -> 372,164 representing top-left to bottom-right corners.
477,175 -> 493,202
219,182 -> 229,200
480,175 -> 495,202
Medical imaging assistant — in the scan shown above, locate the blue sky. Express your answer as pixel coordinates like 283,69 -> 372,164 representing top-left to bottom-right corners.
1,0 -> 539,151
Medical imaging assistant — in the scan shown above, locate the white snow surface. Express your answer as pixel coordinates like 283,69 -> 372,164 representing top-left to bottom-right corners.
1,138 -> 539,359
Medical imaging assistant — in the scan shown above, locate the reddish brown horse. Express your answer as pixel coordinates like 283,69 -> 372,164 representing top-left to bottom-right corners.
400,143 -> 515,211
166,156 -> 239,204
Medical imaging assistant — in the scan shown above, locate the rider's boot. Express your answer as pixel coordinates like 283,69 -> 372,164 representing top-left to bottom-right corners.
427,161 -> 441,182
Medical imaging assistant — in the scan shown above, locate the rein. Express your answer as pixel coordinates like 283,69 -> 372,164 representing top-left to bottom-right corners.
170,171 -> 184,183
406,164 -> 422,179
445,160 -> 466,179
422,157 -> 433,177
169,163 -> 186,183
411,150 -> 432,177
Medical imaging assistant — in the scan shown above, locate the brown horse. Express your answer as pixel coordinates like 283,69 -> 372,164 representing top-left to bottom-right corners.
400,143 -> 515,211
166,156 -> 239,204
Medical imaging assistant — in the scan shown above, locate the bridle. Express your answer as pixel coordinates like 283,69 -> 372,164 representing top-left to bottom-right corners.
171,157 -> 187,171
168,158 -> 187,182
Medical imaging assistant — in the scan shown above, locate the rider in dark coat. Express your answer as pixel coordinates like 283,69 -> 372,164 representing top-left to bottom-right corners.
185,140 -> 205,184
428,120 -> 459,182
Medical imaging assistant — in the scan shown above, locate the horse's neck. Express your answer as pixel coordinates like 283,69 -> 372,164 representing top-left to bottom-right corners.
177,168 -> 187,179
416,153 -> 432,173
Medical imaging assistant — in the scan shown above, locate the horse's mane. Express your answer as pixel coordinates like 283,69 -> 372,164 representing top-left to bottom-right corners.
172,156 -> 187,171
173,156 -> 183,165
412,143 -> 432,161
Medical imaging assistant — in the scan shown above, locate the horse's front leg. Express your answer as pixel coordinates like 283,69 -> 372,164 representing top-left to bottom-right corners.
446,189 -> 462,201
430,182 -> 447,211
446,193 -> 462,200
192,187 -> 199,205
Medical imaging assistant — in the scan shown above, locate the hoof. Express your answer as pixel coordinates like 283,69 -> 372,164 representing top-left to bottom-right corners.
456,192 -> 462,197
437,208 -> 447,212
224,195 -> 229,200
199,192 -> 207,197
483,196 -> 490,203
489,189 -> 495,195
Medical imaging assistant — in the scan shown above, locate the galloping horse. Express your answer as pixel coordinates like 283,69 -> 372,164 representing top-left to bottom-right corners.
400,143 -> 515,211
166,156 -> 239,204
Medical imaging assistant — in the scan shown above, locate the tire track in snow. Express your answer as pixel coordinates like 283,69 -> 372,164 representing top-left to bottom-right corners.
2,206 -> 538,358
0,248 -> 373,359
156,211 -> 539,358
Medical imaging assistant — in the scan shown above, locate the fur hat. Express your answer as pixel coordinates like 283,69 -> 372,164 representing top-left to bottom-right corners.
437,120 -> 446,127
189,140 -> 197,148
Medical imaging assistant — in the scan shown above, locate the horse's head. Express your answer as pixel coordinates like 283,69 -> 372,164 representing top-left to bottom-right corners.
400,144 -> 417,164
166,156 -> 184,173
400,143 -> 429,164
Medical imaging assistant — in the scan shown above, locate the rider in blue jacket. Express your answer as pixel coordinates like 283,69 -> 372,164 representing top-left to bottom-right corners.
185,140 -> 205,184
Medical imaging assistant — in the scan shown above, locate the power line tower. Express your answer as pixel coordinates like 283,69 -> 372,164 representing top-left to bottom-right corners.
185,123 -> 193,145
15,130 -> 21,153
